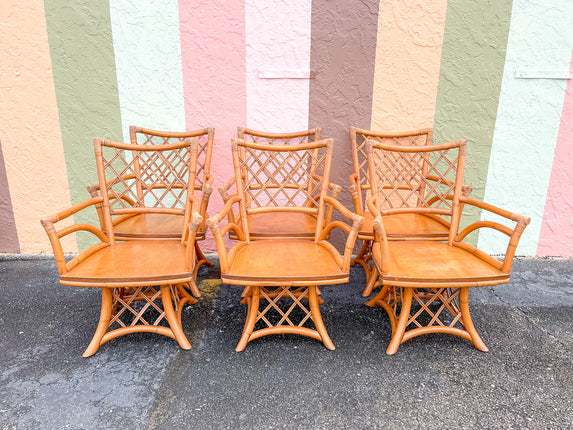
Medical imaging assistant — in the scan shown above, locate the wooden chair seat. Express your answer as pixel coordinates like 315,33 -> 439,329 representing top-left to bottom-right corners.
111,213 -> 206,241
359,212 -> 450,240
223,239 -> 347,286
372,241 -> 508,286
60,240 -> 193,286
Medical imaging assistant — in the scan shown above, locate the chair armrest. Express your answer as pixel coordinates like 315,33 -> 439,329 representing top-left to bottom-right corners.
206,194 -> 245,273
328,182 -> 342,199
218,176 -> 238,224
195,174 -> 214,233
184,211 -> 204,261
348,173 -> 363,215
218,176 -> 236,203
371,215 -> 391,274
366,196 -> 380,218
319,195 -> 364,272
40,197 -> 109,275
456,196 -> 530,273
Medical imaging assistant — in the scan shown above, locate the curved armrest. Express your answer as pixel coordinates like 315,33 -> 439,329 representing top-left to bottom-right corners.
184,211 -> 204,261
319,195 -> 364,272
206,195 -> 245,273
371,215 -> 393,275
456,196 -> 530,273
328,182 -> 342,199
366,196 -> 380,218
195,174 -> 214,233
348,173 -> 363,214
40,197 -> 109,275
218,176 -> 237,224
86,179 -> 137,230
218,176 -> 236,203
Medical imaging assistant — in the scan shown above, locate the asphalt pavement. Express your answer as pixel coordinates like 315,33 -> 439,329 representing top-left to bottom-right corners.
1,255 -> 572,429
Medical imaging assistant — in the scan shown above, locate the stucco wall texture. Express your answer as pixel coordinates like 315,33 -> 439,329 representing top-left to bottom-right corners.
1,0 -> 572,257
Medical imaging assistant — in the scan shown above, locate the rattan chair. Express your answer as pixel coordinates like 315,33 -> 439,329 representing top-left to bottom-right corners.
218,127 -> 341,240
348,127 -> 472,296
87,126 -> 214,275
41,137 -> 204,356
207,137 -> 363,351
364,139 -> 530,354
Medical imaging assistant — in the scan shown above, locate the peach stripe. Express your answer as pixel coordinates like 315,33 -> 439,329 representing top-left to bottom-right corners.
371,1 -> 448,130
537,51 -> 573,257
179,0 -> 246,251
0,0 -> 76,253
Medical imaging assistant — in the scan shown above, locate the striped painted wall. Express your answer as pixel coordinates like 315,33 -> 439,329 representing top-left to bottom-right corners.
1,0 -> 571,256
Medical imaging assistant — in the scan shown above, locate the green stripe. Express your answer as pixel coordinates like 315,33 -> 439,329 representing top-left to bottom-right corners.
45,1 -> 122,250
433,0 -> 513,244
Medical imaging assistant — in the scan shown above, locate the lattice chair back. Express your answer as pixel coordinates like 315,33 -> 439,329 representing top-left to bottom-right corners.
366,139 -> 466,242
231,137 -> 333,240
130,126 -> 214,194
94,137 -> 199,243
349,127 -> 433,212
238,126 -> 321,145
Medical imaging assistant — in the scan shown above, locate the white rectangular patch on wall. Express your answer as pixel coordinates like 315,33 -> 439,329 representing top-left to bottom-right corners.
258,69 -> 316,79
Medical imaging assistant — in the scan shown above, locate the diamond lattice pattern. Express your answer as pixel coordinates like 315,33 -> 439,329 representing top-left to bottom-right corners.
371,143 -> 460,211
135,132 -> 209,188
239,145 -> 326,209
356,133 -> 429,188
101,144 -> 192,210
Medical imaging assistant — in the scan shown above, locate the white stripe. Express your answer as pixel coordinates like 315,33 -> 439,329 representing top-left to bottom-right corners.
479,0 -> 572,256
110,0 -> 185,142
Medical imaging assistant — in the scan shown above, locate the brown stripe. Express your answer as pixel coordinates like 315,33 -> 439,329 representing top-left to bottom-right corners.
0,141 -> 20,252
309,0 -> 379,208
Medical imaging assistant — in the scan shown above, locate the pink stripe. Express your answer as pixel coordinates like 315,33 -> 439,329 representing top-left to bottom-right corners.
179,0 -> 246,252
537,51 -> 573,257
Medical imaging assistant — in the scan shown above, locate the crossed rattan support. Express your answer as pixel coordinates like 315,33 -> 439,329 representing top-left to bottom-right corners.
236,285 -> 333,351
84,283 -> 195,357
365,284 -> 486,354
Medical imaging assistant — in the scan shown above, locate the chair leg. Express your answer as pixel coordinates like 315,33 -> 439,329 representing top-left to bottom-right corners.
195,241 -> 214,267
459,287 -> 488,352
161,285 -> 191,350
308,285 -> 335,350
83,287 -> 113,358
386,288 -> 413,355
236,286 -> 260,352
362,265 -> 379,297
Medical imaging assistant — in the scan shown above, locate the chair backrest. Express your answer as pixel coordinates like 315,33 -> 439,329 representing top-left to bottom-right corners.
366,139 -> 466,242
94,137 -> 199,244
238,126 -> 321,145
350,127 -> 433,211
237,127 -> 323,203
130,126 -> 214,194
231,137 -> 334,240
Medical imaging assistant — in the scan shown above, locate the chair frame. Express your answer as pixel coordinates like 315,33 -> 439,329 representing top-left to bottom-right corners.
87,126 -> 215,276
41,137 -> 203,356
218,127 -> 342,240
207,137 -> 363,351
364,139 -> 530,354
348,126 -> 472,297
